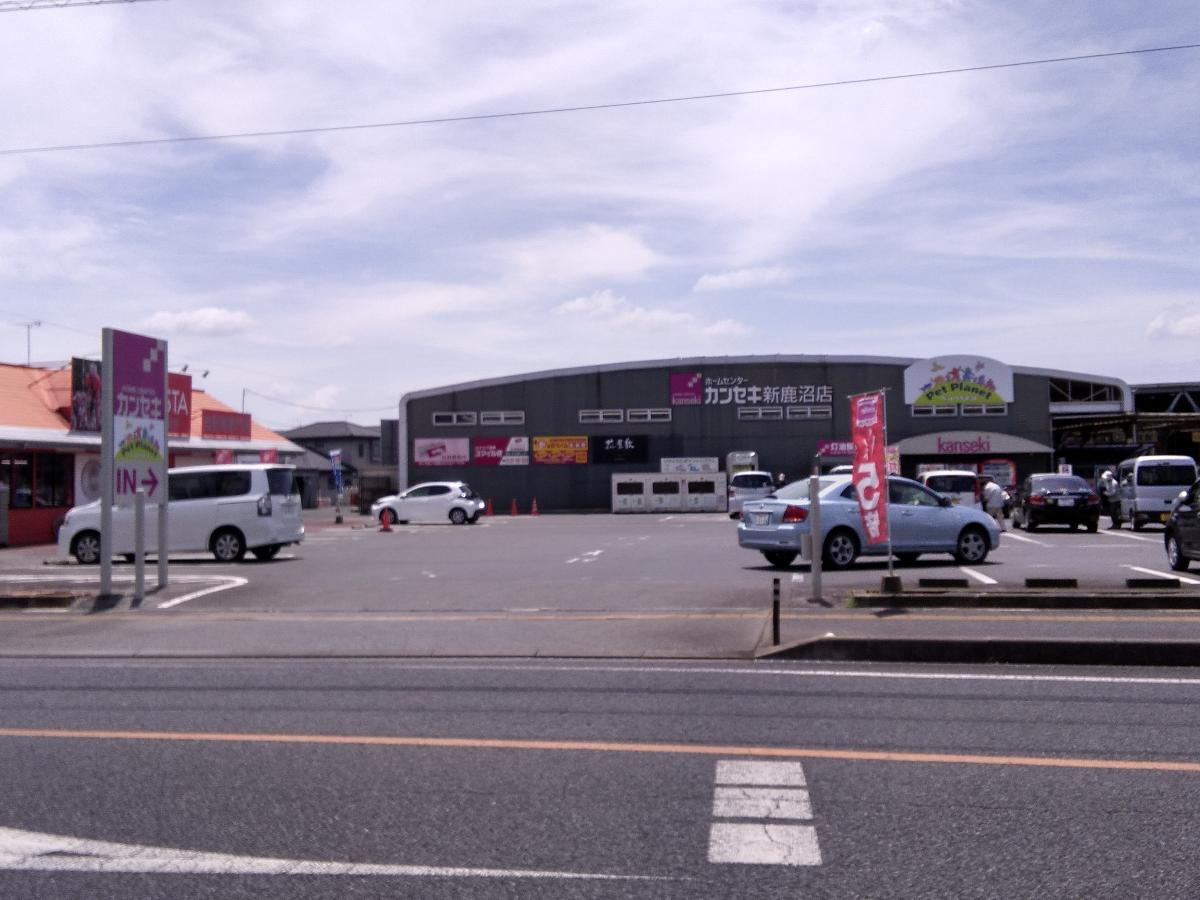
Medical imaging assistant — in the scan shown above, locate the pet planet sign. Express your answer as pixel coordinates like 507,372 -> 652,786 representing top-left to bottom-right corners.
903,355 -> 1014,407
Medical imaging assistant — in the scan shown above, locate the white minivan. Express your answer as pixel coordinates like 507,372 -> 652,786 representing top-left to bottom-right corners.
57,464 -> 304,563
1115,455 -> 1198,530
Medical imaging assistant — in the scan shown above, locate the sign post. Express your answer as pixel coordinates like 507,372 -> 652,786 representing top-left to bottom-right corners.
100,328 -> 169,600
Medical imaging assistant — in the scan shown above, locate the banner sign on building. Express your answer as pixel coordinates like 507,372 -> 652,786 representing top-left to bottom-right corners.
200,409 -> 252,440
532,435 -> 588,464
473,436 -> 530,466
671,371 -> 833,406
903,355 -> 1014,406
590,435 -> 648,465
850,391 -> 889,545
110,330 -> 168,506
168,372 -> 192,436
414,437 -> 470,466
661,457 -> 719,474
70,357 -> 103,433
817,440 -> 856,458
214,449 -> 234,464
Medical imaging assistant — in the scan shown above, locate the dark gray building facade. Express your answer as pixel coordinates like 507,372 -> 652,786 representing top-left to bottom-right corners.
398,355 -> 1130,511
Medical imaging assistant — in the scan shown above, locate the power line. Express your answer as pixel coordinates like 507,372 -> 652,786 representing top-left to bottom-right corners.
0,0 -> 162,12
243,388 -> 396,414
2,42 -> 1197,157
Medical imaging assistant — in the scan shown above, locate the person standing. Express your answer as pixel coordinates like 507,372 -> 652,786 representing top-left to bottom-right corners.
982,477 -> 1007,531
1097,469 -> 1119,527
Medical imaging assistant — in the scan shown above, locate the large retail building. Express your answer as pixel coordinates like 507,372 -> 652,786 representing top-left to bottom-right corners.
396,354 -> 1155,512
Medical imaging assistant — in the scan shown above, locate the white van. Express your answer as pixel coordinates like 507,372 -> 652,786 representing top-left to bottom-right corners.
916,470 -> 982,510
57,464 -> 304,563
1115,455 -> 1198,530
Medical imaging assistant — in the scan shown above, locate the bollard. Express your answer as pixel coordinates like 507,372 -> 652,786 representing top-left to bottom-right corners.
772,577 -> 781,645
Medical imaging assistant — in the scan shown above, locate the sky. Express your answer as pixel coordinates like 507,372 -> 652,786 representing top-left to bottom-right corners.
0,0 -> 1197,429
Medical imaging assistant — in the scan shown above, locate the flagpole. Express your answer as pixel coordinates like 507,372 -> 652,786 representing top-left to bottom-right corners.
883,390 -> 894,577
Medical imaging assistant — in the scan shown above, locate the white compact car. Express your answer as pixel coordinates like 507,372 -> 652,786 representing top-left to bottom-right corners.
371,481 -> 485,525
57,464 -> 304,563
727,470 -> 777,519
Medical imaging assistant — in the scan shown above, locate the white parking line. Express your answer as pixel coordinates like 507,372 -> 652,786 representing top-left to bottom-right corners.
1124,565 -> 1200,586
1098,530 -> 1160,543
959,567 -> 998,586
157,577 -> 248,609
1000,531 -> 1046,546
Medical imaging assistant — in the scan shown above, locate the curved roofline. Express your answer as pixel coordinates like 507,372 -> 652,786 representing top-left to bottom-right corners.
401,355 -> 1132,407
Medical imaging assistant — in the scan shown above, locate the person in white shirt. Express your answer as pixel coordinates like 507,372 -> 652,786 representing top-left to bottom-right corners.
981,478 -> 1007,531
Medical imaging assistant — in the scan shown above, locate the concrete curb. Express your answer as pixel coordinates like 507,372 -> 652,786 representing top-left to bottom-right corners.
850,591 -> 1199,609
758,636 -> 1200,666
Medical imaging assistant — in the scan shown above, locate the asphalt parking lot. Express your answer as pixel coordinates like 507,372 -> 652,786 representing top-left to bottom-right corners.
0,510 -> 1196,659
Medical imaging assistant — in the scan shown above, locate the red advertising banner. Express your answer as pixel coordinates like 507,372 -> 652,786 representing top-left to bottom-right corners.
473,437 -> 530,466
414,437 -> 470,466
168,372 -> 192,436
850,391 -> 889,545
201,409 -> 252,440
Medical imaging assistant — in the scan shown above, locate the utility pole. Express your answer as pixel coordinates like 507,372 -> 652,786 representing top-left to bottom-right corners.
22,321 -> 41,366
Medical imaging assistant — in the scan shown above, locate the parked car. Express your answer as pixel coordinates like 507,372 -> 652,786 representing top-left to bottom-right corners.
727,470 -> 776,519
1114,455 -> 1198,530
370,481 -> 485,525
57,464 -> 304,564
916,470 -> 982,509
737,474 -> 1001,569
1165,479 -> 1200,570
1011,473 -> 1101,532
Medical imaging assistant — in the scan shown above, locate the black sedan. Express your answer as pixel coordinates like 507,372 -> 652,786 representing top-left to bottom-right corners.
1012,474 -> 1101,532
1165,479 -> 1200,570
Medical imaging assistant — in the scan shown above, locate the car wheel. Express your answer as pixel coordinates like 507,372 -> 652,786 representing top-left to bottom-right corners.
71,531 -> 102,565
449,508 -> 468,525
211,528 -> 246,562
895,553 -> 921,565
1086,519 -> 1098,533
822,529 -> 859,570
954,526 -> 990,564
762,550 -> 797,568
252,544 -> 281,561
1167,533 -> 1190,571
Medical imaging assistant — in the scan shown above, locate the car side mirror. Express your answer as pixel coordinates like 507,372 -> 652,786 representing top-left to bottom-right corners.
939,495 -> 953,507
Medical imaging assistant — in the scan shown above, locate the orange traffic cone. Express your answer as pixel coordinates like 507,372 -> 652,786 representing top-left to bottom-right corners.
510,498 -> 519,516
531,498 -> 540,516
485,498 -> 494,516
379,510 -> 392,532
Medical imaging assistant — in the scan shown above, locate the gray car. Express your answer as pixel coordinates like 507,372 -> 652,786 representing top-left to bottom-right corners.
737,474 -> 1001,569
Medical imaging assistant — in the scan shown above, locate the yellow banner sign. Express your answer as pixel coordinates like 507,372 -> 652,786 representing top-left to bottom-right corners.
532,435 -> 589,464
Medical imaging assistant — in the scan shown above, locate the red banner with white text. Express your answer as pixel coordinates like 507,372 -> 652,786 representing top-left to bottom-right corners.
850,391 -> 889,545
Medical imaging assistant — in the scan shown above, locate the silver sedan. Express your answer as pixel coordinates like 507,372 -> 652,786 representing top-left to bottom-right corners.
737,475 -> 1001,569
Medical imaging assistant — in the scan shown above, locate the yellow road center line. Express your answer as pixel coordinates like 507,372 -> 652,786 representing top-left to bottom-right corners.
0,727 -> 1196,773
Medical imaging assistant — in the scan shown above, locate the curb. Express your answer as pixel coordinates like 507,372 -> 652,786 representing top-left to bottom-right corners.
850,591 -> 1198,609
758,636 -> 1200,666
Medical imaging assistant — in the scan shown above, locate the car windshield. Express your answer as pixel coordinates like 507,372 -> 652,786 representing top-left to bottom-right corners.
1032,476 -> 1089,492
772,477 -> 841,501
925,475 -> 976,493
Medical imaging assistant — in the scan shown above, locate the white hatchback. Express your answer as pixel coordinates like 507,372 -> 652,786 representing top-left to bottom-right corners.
371,481 -> 485,525
58,464 -> 304,563
727,470 -> 777,519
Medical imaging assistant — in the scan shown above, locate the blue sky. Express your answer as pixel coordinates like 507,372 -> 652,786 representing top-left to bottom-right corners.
0,0 -> 1196,428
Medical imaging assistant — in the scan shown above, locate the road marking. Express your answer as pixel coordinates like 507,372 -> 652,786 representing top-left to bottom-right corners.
0,826 -> 659,880
421,571 -> 437,579
1125,565 -> 1200,586
157,577 -> 248,609
959,567 -> 998,585
708,760 -> 819,865
1000,532 -> 1045,545
1099,530 -> 1160,543
1,727 -> 1197,773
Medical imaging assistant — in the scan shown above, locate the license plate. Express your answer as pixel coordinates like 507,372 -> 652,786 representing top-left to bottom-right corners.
750,512 -> 771,526
1056,498 -> 1074,507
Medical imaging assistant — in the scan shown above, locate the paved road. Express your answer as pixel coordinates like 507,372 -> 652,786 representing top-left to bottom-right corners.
2,657 -> 1199,898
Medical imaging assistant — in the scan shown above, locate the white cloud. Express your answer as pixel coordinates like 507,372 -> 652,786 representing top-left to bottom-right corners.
694,266 -> 794,292
1147,305 -> 1200,340
142,307 -> 254,336
497,225 -> 662,289
554,289 -> 750,337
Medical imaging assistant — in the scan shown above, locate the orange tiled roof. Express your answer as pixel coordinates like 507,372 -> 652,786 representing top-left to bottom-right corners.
0,362 -> 292,445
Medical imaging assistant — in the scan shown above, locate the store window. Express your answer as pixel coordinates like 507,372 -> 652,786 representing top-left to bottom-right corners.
0,452 -> 73,509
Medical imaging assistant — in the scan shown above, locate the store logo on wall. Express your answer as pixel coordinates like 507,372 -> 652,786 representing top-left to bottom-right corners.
532,436 -> 588,464
670,372 -> 704,405
590,435 -> 648,465
903,355 -> 1014,406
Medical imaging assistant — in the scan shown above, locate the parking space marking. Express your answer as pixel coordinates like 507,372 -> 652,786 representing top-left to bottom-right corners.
1000,532 -> 1046,546
567,550 -> 604,565
157,576 -> 248,609
708,760 -> 820,866
1124,565 -> 1200,586
1098,531 -> 1161,543
959,567 -> 998,585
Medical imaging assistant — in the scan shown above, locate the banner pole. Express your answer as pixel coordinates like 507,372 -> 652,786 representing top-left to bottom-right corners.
883,390 -> 894,577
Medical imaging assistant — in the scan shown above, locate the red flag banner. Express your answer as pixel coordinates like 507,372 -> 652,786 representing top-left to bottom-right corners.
851,391 -> 889,545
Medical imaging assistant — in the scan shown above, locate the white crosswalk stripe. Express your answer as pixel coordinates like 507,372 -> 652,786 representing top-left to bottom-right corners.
707,760 -> 821,866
